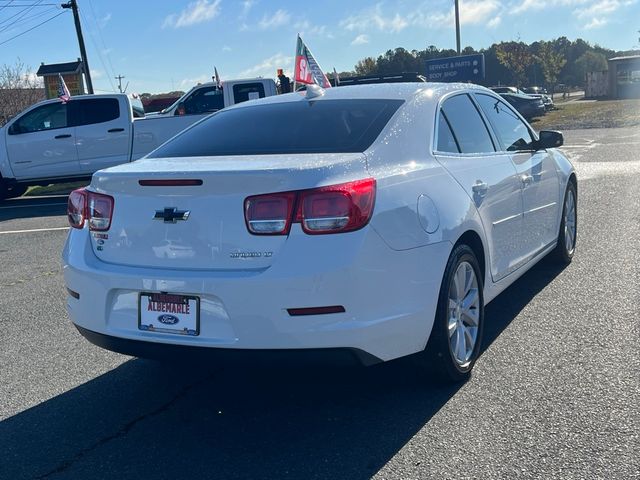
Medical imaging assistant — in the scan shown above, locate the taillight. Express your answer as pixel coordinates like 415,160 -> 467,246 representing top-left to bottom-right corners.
298,179 -> 376,234
87,191 -> 114,231
66,188 -> 114,231
67,188 -> 87,229
244,179 -> 376,236
244,192 -> 296,235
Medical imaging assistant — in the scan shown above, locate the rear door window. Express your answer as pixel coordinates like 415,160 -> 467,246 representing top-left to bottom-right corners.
440,94 -> 495,154
436,111 -> 460,153
233,83 -> 266,104
475,93 -> 535,151
149,99 -> 404,158
70,98 -> 120,126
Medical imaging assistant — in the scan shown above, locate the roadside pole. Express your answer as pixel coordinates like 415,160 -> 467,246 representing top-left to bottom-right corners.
61,0 -> 94,94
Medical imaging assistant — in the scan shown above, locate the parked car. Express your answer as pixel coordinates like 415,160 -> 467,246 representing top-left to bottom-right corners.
522,86 -> 554,110
62,83 -> 577,383
493,86 -> 553,111
0,78 -> 277,200
491,89 -> 546,119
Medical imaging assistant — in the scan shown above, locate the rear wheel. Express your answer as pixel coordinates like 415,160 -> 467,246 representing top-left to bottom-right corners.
552,181 -> 577,264
416,244 -> 484,383
0,181 -> 27,200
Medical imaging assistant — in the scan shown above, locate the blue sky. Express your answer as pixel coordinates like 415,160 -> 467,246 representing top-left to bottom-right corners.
2,0 -> 639,93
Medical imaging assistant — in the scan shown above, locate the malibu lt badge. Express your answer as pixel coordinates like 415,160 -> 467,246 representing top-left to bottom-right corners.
153,207 -> 190,224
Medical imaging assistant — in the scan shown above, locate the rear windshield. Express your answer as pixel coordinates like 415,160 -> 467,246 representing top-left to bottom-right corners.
148,99 -> 404,157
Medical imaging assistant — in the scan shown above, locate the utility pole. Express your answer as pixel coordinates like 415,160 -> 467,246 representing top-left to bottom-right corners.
454,0 -> 461,55
115,75 -> 125,93
61,0 -> 93,94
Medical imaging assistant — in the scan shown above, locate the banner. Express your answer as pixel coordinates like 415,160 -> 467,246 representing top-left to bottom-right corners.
294,35 -> 331,88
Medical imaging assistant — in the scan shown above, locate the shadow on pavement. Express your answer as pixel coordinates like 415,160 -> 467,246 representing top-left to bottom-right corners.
0,196 -> 68,222
0,257 -> 567,480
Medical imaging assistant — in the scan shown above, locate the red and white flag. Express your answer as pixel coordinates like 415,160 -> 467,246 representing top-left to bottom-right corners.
294,34 -> 331,89
57,73 -> 71,103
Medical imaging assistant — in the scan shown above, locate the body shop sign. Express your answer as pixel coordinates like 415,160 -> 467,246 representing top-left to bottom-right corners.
425,54 -> 485,83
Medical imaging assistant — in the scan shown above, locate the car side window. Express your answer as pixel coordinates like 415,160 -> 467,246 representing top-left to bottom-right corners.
440,94 -> 495,154
183,87 -> 224,114
70,98 -> 120,126
9,102 -> 68,134
475,94 -> 535,152
233,82 -> 266,104
436,111 -> 460,153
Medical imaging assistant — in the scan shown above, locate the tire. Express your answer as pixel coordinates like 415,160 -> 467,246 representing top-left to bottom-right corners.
552,181 -> 577,264
416,244 -> 485,383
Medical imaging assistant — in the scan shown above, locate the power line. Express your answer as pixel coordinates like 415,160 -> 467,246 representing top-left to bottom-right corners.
0,6 -> 57,29
78,4 -> 115,91
0,1 -> 16,14
0,9 -> 66,46
0,0 -> 44,32
87,0 -> 115,79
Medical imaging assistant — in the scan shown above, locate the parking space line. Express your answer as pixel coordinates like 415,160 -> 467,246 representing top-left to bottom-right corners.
0,226 -> 69,235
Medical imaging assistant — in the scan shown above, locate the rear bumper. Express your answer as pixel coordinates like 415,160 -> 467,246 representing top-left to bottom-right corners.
75,325 -> 382,367
63,227 -> 451,362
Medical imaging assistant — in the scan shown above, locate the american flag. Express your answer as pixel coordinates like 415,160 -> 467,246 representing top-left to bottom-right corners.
57,73 -> 71,103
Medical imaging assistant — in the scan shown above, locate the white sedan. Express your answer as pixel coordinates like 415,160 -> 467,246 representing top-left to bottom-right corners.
62,83 -> 577,383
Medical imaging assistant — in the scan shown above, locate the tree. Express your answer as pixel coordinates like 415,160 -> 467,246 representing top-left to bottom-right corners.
535,41 -> 567,96
0,59 -> 44,126
573,51 -> 608,88
354,57 -> 377,75
495,41 -> 534,87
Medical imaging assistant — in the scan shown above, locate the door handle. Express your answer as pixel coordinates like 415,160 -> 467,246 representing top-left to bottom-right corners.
108,128 -> 125,133
472,180 -> 488,196
54,134 -> 72,139
521,174 -> 533,187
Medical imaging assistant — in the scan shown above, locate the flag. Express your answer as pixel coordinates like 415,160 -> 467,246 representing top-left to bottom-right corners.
333,67 -> 340,86
214,67 -> 221,88
57,73 -> 71,103
294,34 -> 331,88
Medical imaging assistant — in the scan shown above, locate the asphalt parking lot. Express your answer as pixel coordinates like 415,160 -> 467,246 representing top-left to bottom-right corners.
1,127 -> 639,479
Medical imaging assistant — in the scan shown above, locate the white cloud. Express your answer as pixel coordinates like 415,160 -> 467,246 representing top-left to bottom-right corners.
488,16 -> 502,28
98,13 -> 112,28
180,75 -> 210,88
340,0 -> 500,33
584,17 -> 608,28
258,9 -> 291,29
90,69 -> 104,79
573,0 -> 637,29
351,34 -> 369,45
222,45 -> 232,52
241,0 -> 255,17
163,0 -> 222,29
239,53 -> 292,78
294,20 -> 332,38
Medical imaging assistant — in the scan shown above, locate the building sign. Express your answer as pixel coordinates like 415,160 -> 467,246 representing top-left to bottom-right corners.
44,74 -> 84,99
425,54 -> 485,83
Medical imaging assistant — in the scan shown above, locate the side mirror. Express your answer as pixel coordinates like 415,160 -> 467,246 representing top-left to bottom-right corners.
536,130 -> 563,149
7,123 -> 22,135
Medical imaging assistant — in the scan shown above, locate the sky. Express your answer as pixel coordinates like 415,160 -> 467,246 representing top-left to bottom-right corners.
1,0 -> 639,94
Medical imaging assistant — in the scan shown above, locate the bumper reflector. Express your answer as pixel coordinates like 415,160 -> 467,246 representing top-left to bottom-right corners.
66,287 -> 80,299
287,306 -> 345,316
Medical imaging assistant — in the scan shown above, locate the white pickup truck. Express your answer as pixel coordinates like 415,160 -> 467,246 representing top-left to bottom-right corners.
0,77 -> 277,199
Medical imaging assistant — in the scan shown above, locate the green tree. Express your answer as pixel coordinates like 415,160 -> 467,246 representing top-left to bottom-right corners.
495,41 -> 534,87
354,57 -> 377,75
535,41 -> 567,96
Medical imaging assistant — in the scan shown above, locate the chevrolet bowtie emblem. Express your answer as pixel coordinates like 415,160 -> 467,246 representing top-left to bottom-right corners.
153,207 -> 190,224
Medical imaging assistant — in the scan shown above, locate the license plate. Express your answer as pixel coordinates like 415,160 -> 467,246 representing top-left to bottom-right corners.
138,292 -> 200,336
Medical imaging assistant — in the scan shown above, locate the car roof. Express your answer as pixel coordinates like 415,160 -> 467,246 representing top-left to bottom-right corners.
229,82 -> 494,110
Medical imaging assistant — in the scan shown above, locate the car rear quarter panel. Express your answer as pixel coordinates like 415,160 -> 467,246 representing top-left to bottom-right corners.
366,91 -> 487,257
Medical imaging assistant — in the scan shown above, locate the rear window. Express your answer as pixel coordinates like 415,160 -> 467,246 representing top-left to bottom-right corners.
148,99 -> 404,158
